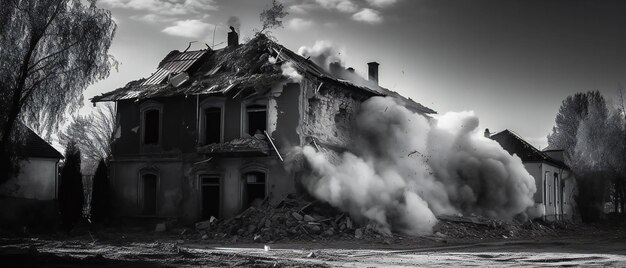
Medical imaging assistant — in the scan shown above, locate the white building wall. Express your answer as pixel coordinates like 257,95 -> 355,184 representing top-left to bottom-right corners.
0,158 -> 59,200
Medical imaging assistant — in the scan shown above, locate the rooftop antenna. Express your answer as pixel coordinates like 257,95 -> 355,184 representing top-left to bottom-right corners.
184,41 -> 197,53
212,25 -> 217,48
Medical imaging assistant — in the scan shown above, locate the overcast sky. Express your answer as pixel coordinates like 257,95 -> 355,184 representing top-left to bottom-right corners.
87,0 -> 626,149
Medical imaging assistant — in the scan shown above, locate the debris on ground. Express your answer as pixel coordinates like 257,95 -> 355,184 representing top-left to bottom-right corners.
192,195 -> 579,243
196,194 -> 394,243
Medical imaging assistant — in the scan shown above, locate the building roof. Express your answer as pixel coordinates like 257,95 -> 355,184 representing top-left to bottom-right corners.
490,129 -> 567,169
17,123 -> 64,159
91,35 -> 435,114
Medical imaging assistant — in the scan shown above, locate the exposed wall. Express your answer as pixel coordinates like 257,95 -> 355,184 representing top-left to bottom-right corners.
299,78 -> 367,150
0,158 -> 58,200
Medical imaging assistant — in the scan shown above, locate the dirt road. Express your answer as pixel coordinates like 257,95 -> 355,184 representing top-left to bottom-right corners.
1,233 -> 625,267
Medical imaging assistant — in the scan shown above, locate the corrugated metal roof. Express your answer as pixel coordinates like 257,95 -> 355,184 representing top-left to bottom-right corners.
141,50 -> 207,86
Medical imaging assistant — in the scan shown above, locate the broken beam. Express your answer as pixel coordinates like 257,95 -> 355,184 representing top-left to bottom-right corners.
264,130 -> 283,162
193,157 -> 213,165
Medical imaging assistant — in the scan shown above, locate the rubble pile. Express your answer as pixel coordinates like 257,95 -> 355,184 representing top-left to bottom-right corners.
194,195 -> 389,243
191,195 -> 574,243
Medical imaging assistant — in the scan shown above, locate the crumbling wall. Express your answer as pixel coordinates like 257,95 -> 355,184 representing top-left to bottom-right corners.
299,78 -> 366,150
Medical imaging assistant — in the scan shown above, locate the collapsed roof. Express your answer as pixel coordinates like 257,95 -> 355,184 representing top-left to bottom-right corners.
92,34 -> 434,114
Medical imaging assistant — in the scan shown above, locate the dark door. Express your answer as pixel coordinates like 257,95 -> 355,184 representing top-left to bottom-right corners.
201,176 -> 220,219
143,174 -> 157,215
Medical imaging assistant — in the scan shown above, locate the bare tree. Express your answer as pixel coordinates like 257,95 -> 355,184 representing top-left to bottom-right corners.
59,103 -> 117,174
257,0 -> 288,35
0,0 -> 116,182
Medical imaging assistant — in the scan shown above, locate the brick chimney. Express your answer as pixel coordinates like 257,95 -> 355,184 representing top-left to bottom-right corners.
228,26 -> 238,47
367,62 -> 379,85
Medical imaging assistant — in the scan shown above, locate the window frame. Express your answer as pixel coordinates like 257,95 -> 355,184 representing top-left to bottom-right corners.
198,98 -> 225,146
240,164 -> 269,208
240,99 -> 268,138
140,100 -> 163,149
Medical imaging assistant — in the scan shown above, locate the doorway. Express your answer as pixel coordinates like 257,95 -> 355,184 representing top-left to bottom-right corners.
142,174 -> 157,215
200,175 -> 220,220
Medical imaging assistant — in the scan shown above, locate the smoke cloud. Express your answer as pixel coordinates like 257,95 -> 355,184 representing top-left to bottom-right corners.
292,97 -> 536,235
227,16 -> 241,32
280,61 -> 303,82
297,41 -> 344,70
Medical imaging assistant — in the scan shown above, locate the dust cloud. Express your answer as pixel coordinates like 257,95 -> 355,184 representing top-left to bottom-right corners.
291,97 -> 537,235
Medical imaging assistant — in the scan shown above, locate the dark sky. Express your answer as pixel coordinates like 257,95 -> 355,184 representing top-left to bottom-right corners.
87,0 -> 626,148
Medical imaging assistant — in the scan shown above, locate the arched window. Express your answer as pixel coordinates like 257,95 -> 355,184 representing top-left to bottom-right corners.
140,101 -> 163,146
204,107 -> 221,144
199,98 -> 224,145
242,171 -> 266,207
144,109 -> 160,144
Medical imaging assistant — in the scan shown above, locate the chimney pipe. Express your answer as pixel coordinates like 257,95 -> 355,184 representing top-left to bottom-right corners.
484,128 -> 490,138
367,62 -> 379,85
228,26 -> 238,47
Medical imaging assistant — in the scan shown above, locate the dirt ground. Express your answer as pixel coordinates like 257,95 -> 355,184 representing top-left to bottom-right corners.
1,223 -> 625,267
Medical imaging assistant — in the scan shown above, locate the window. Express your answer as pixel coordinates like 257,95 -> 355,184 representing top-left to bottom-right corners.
144,109 -> 160,145
245,104 -> 267,136
140,101 -> 162,147
554,172 -> 559,205
200,175 -> 220,219
242,171 -> 266,207
199,98 -> 224,145
543,171 -> 550,206
204,107 -> 221,144
142,173 -> 158,215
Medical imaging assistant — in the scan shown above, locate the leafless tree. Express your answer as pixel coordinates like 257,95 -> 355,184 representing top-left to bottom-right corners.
0,0 -> 116,182
59,103 -> 117,174
257,0 -> 288,35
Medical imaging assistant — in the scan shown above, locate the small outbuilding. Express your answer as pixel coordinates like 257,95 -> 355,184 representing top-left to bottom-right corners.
488,129 -> 577,221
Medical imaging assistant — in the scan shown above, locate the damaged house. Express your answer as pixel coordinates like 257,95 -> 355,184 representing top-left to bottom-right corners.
487,129 -> 577,221
91,32 -> 434,223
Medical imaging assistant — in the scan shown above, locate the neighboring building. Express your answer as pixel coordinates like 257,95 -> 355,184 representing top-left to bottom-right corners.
0,123 -> 63,231
488,129 -> 577,221
91,33 -> 434,223
0,123 -> 63,200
